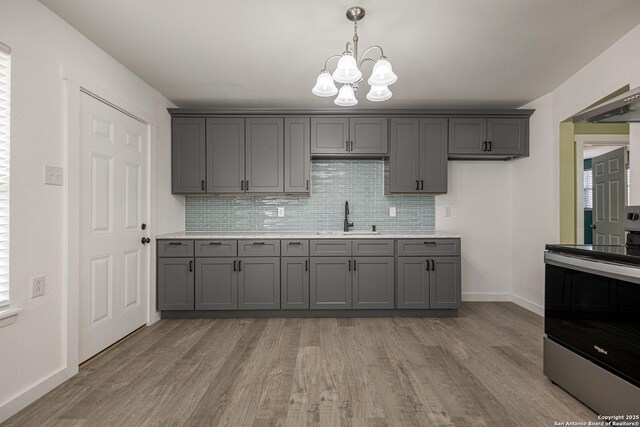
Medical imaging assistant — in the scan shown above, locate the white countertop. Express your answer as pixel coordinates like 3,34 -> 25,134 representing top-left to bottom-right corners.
156,231 -> 461,239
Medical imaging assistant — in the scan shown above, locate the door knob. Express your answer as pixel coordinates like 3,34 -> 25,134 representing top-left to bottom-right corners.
141,237 -> 151,244
141,223 -> 147,230
589,224 -> 596,229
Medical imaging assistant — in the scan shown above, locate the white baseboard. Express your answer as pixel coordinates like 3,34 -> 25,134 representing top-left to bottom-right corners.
512,294 -> 544,317
462,292 -> 511,301
0,368 -> 68,423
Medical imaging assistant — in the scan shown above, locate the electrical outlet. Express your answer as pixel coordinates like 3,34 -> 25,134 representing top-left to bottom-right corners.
32,275 -> 46,298
277,207 -> 285,217
445,206 -> 452,217
44,165 -> 63,186
389,207 -> 396,217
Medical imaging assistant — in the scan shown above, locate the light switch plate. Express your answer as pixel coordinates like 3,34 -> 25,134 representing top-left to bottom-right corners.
277,207 -> 285,217
389,207 -> 396,217
44,165 -> 63,186
32,275 -> 45,298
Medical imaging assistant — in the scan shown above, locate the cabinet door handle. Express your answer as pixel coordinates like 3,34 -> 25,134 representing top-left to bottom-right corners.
348,260 -> 351,271
305,259 -> 308,271
233,260 -> 237,272
350,141 -> 354,152
431,259 -> 435,271
488,141 -> 492,152
238,260 -> 242,271
346,141 -> 349,152
189,260 -> 193,272
420,180 -> 424,190
201,180 -> 205,191
241,180 -> 244,190
246,180 -> 249,191
306,180 -> 309,191
426,259 -> 430,271
416,180 -> 420,190
482,141 -> 487,152
353,259 -> 356,271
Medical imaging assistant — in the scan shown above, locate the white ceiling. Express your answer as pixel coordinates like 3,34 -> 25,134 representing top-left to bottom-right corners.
40,0 -> 640,109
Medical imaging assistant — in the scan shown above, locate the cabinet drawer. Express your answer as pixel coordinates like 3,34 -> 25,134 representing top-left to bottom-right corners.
238,240 -> 281,257
352,239 -> 394,256
396,239 -> 460,256
281,240 -> 309,257
310,240 -> 352,256
195,240 -> 237,257
157,240 -> 194,257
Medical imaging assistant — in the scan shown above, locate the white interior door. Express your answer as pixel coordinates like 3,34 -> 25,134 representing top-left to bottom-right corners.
592,146 -> 627,245
79,92 -> 149,362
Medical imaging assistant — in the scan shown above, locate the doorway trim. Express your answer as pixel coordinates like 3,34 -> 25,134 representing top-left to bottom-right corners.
62,67 -> 159,379
574,134 -> 629,244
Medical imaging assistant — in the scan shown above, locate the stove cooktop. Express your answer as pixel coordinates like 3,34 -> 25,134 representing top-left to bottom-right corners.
545,244 -> 640,266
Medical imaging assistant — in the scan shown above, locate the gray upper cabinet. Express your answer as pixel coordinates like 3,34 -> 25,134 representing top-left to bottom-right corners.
310,257 -> 351,309
429,257 -> 461,309
281,257 -> 309,309
238,257 -> 280,310
388,118 -> 447,194
172,118 -> 206,194
352,257 -> 394,309
311,118 -> 349,154
486,118 -> 527,156
206,118 -> 245,193
195,258 -> 237,310
448,117 -> 528,159
246,118 -> 284,193
284,117 -> 310,193
397,257 -> 429,309
158,257 -> 194,310
311,117 -> 387,156
349,118 -> 388,154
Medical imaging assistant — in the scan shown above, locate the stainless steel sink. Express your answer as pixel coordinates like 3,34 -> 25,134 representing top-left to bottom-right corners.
315,231 -> 381,236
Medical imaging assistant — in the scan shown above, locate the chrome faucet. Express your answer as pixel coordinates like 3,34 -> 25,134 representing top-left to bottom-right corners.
344,201 -> 354,232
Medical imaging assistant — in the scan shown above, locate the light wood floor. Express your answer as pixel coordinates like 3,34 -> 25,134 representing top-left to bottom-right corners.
5,303 -> 596,426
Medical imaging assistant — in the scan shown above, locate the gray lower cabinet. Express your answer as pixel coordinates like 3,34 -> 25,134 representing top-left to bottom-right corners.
195,258 -> 237,310
397,257 -> 429,309
430,257 -> 461,309
206,118 -> 245,193
281,257 -> 309,309
397,256 -> 461,309
387,118 -> 447,194
172,118 -> 206,194
352,257 -> 394,309
310,257 -> 351,309
284,117 -> 310,193
158,257 -> 194,310
448,117 -> 528,159
238,257 -> 280,309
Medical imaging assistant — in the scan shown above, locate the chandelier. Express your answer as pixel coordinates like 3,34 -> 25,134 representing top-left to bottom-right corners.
312,6 -> 397,106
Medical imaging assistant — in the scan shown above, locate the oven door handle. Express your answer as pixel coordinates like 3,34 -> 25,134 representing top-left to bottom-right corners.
544,251 -> 640,284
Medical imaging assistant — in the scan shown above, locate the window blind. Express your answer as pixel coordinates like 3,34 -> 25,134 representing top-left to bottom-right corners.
584,169 -> 593,210
0,45 -> 10,308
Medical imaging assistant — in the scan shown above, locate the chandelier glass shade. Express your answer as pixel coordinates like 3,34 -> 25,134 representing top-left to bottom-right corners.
312,6 -> 397,106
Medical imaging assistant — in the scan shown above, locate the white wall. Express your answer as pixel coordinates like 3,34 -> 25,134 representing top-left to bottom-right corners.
510,24 -> 640,314
0,0 -> 183,421
436,162 -> 512,301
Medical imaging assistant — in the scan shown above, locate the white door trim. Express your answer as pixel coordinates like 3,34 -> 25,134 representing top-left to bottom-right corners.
574,134 -> 630,244
62,67 -> 159,379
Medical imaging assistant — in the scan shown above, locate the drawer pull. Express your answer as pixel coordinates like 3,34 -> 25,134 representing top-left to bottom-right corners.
288,242 -> 302,245
168,242 -> 183,246
252,242 -> 265,245
208,242 -> 222,246
423,241 -> 437,245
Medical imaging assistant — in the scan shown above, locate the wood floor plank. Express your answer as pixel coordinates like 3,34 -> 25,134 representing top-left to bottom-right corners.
5,303 -> 599,427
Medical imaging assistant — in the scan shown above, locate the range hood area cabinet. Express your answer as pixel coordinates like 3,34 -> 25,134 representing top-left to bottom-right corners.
310,117 -> 388,156
171,117 -> 310,195
386,117 -> 448,194
448,117 -> 529,159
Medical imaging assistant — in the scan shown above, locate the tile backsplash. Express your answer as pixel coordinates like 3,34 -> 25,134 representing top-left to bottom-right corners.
185,160 -> 435,232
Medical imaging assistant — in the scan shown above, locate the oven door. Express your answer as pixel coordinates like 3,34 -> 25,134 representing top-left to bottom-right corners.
544,252 -> 640,387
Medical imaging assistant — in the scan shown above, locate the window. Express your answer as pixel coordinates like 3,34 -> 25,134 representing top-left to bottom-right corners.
584,169 -> 593,209
0,43 -> 10,308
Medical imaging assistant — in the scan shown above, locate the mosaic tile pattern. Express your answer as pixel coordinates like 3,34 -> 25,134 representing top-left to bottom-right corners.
185,160 -> 435,232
